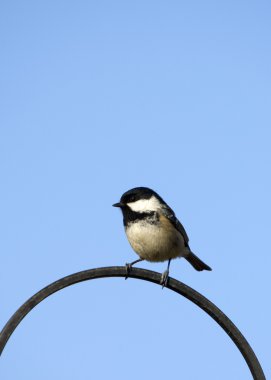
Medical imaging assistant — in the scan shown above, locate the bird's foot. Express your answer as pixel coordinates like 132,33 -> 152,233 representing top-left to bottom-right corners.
125,263 -> 132,280
125,258 -> 144,280
160,269 -> 169,288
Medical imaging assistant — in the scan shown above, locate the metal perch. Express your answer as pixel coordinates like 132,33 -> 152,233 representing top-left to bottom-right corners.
0,266 -> 266,380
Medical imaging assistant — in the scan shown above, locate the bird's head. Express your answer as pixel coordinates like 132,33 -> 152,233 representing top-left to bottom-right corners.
113,187 -> 164,213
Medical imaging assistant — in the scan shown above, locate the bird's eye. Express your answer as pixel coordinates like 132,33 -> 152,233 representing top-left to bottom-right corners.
130,196 -> 136,202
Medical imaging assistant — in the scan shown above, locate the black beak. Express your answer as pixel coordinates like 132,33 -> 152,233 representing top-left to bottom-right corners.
112,202 -> 124,208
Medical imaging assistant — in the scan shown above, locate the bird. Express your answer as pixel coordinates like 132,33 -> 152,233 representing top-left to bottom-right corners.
113,187 -> 211,286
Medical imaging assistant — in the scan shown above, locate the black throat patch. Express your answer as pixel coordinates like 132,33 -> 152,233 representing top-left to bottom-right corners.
121,207 -> 159,227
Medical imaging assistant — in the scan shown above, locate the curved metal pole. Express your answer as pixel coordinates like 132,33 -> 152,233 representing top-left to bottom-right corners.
0,266 -> 266,380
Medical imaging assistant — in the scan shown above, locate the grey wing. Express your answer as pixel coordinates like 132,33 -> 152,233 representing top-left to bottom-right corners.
161,207 -> 190,246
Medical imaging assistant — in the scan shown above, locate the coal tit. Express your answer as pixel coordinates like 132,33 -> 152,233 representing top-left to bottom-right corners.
113,187 -> 211,286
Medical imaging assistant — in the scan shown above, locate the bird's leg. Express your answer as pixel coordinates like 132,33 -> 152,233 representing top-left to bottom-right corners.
125,258 -> 144,279
160,259 -> 171,288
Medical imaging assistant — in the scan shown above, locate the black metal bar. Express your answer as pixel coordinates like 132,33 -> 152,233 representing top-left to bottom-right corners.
0,266 -> 266,379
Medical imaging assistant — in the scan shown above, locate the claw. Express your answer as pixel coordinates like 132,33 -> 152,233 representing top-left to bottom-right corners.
124,258 -> 144,280
160,270 -> 169,288
125,263 -> 132,280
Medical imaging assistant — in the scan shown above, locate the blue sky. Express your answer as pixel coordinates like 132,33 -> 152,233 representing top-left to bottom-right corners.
0,1 -> 270,379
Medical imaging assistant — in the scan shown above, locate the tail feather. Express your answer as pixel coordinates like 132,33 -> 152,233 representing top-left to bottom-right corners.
185,252 -> 212,271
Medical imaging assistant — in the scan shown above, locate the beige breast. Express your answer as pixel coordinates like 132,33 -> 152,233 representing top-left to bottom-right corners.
125,214 -> 187,262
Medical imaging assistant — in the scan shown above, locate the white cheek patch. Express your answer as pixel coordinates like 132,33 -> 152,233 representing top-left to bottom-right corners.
127,196 -> 161,212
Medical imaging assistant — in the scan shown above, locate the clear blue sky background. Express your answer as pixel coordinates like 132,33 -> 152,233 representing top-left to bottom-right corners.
0,1 -> 270,379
